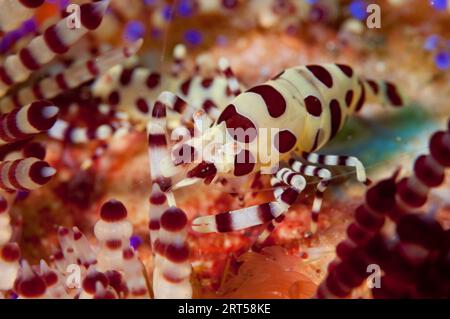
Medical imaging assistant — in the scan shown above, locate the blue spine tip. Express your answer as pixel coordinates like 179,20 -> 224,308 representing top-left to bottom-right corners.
349,0 -> 368,21
129,235 -> 142,249
435,51 -> 450,70
430,0 -> 448,10
178,0 -> 195,18
162,4 -> 173,21
184,29 -> 203,46
124,21 -> 145,41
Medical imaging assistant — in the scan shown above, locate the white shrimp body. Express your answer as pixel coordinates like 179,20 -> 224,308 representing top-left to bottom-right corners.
185,63 -> 403,178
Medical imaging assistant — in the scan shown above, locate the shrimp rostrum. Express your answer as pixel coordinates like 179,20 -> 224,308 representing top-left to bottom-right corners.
147,61 -> 405,238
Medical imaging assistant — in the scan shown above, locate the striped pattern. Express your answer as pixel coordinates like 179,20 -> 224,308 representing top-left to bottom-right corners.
361,78 -> 405,110
0,101 -> 58,146
92,45 -> 231,123
316,121 -> 450,299
121,248 -> 149,298
148,183 -> 169,248
0,41 -> 142,113
251,175 -> 292,250
0,158 -> 55,192
93,200 -> 133,272
192,182 -> 297,233
147,92 -> 191,191
302,152 -> 369,185
218,57 -> 242,96
275,167 -> 307,192
93,65 -> 163,122
316,174 -> 397,298
290,159 -> 332,233
1,141 -> 46,162
153,207 -> 192,299
0,1 -> 109,97
156,64 -> 402,242
393,126 -> 449,217
48,119 -> 114,144
209,64 -> 405,178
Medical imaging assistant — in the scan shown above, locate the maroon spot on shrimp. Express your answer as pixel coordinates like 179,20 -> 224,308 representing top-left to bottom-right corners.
201,78 -> 214,89
146,72 -> 161,89
180,78 -> 192,96
135,98 -> 149,114
248,85 -> 287,118
385,82 -> 403,107
307,65 -> 333,88
329,99 -> 342,140
218,104 -> 257,143
345,90 -> 354,107
304,96 -> 322,117
336,64 -> 354,78
119,68 -> 135,86
355,81 -> 366,112
234,149 -> 255,176
274,130 -> 297,153
366,80 -> 379,94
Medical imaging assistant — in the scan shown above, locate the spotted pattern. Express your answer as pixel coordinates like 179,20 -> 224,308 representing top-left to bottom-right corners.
120,69 -> 135,86
385,82 -> 403,106
201,78 -> 213,89
248,85 -> 286,118
366,80 -> 379,94
136,98 -> 149,114
345,90 -> 354,107
304,96 -> 322,116
234,149 -> 255,176
218,104 -> 257,143
329,99 -> 341,140
180,78 -> 192,96
146,73 -> 161,89
274,130 -> 297,153
355,81 -> 366,112
336,64 -> 353,77
307,65 -> 333,88
310,129 -> 323,151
